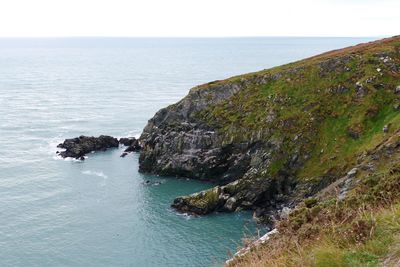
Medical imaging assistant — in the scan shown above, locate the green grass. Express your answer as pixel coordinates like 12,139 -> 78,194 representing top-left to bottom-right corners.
309,204 -> 400,267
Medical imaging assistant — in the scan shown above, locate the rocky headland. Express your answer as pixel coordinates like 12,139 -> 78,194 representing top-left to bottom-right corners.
138,36 -> 400,224
138,36 -> 400,265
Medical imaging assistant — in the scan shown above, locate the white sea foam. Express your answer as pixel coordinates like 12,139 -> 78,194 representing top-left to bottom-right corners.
53,155 -> 83,162
46,135 -> 68,161
173,210 -> 194,220
82,170 -> 108,179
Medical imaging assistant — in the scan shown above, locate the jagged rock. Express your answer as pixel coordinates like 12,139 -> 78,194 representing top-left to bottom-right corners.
138,81 -> 253,183
338,177 -> 352,200
328,85 -> 348,94
119,137 -> 141,152
360,162 -> 375,172
355,81 -> 367,97
120,152 -> 128,158
319,55 -> 353,75
119,137 -> 135,146
171,170 -> 294,215
224,197 -> 237,211
57,135 -> 119,159
279,207 -> 291,220
125,141 -> 141,152
347,168 -> 358,178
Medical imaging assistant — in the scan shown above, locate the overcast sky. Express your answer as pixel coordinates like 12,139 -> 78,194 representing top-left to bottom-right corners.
0,0 -> 398,37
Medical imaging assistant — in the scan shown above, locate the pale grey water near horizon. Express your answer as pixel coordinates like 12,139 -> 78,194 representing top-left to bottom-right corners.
0,37 -> 376,267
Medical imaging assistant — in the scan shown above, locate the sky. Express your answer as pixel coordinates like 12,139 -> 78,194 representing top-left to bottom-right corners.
0,0 -> 398,37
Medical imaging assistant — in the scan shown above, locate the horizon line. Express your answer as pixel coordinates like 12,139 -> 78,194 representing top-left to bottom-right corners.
0,35 -> 389,39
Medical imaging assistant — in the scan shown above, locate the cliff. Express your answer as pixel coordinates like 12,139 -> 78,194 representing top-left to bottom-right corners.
139,36 -> 400,223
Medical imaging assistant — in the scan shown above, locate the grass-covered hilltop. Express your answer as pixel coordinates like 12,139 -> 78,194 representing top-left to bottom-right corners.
139,36 -> 400,266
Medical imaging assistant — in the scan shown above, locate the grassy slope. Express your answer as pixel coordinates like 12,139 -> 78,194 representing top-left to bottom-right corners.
191,36 -> 400,266
196,36 -> 400,185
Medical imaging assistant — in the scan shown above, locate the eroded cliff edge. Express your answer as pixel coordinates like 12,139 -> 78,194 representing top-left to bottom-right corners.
139,36 -> 400,220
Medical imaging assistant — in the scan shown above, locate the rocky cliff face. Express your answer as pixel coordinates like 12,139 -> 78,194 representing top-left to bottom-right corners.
139,81 -> 256,184
139,36 -> 400,220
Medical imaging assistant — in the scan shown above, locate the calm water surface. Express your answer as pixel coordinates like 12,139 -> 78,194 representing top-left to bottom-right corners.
0,37 -> 375,266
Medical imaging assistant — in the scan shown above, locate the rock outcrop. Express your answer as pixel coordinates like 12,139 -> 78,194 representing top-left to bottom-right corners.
57,135 -> 119,159
139,81 -> 254,184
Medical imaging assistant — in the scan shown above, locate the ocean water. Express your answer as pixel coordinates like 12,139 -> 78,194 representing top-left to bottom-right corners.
0,37 -> 376,267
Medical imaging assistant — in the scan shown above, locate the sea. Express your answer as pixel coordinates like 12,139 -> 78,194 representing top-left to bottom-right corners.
0,37 -> 376,267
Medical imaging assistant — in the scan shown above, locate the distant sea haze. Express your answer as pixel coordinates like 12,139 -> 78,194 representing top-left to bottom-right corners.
0,37 -> 376,267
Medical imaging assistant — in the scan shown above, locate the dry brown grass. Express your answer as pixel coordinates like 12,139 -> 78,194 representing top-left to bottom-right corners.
227,161 -> 400,267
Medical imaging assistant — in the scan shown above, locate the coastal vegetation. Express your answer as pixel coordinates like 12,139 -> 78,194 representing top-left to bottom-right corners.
229,130 -> 400,266
138,36 -> 400,265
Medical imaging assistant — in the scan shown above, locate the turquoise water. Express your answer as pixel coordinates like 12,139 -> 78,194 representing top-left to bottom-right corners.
0,37 -> 375,266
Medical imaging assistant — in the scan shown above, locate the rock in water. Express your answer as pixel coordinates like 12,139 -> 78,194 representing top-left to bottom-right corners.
119,137 -> 141,152
57,135 -> 119,159
119,137 -> 135,146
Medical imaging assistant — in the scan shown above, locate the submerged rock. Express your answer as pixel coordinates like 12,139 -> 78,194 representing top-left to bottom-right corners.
143,180 -> 163,186
57,135 -> 119,159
